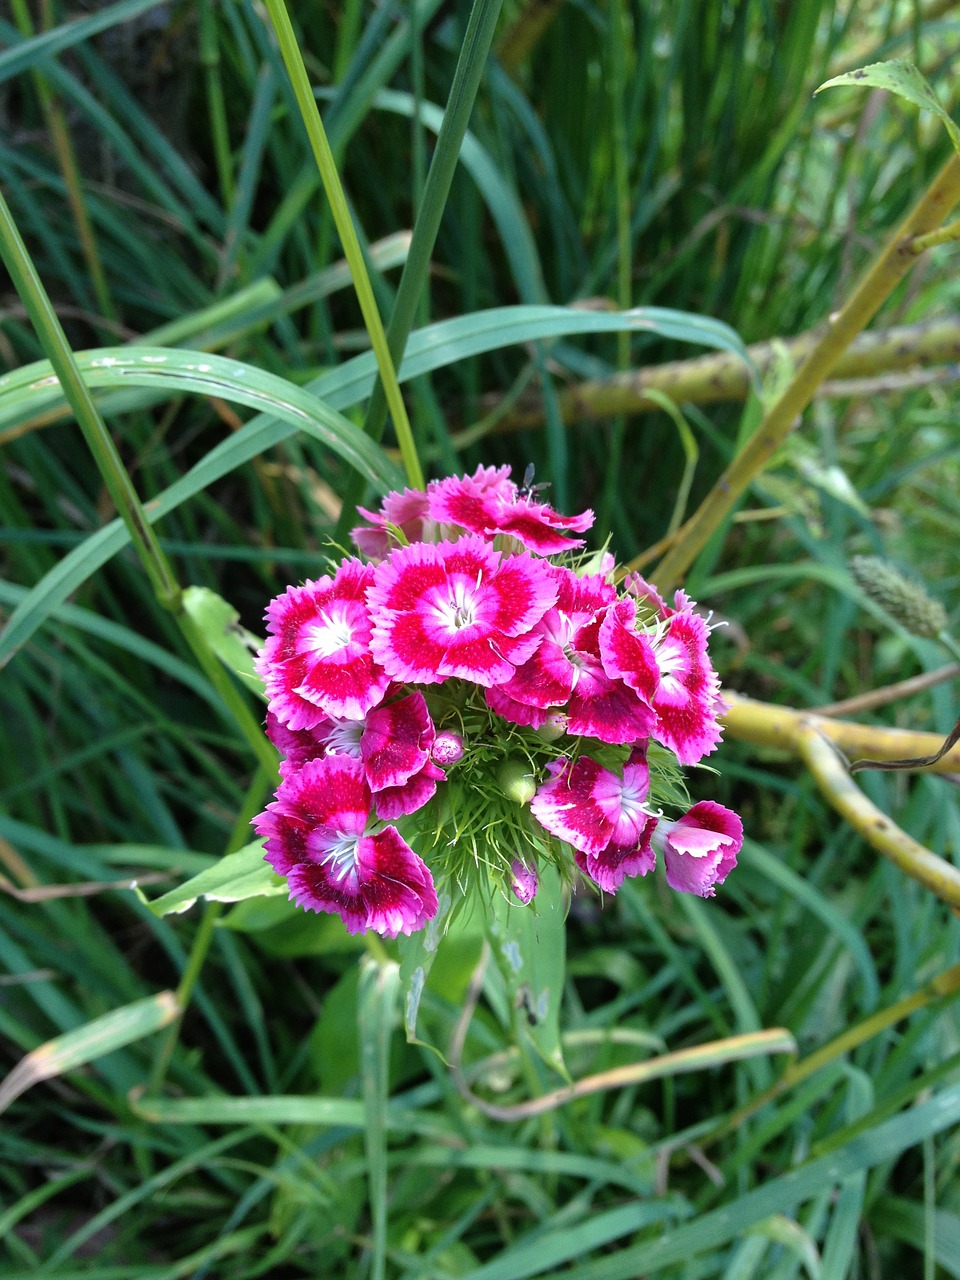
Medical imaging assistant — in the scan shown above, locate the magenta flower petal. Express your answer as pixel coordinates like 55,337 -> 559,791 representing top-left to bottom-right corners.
257,560 -> 390,727
351,487 -> 433,559
253,756 -> 437,936
652,610 -> 724,764
428,466 -> 514,539
254,754 -> 371,876
361,692 -> 435,790
266,710 -> 334,776
287,826 -> 438,935
566,657 -> 657,744
427,466 -> 594,553
486,685 -> 550,729
496,570 -> 621,719
530,756 -> 620,856
373,761 -> 444,820
368,536 -> 557,687
599,597 -> 661,703
662,801 -> 743,897
575,816 -> 657,893
490,496 -> 594,554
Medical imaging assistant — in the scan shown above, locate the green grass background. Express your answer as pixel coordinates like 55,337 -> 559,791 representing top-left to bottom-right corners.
1,0 -> 960,1275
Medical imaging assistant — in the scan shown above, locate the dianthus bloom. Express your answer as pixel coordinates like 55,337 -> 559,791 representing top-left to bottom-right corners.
367,535 -> 557,687
352,464 -> 595,558
254,755 -> 438,936
256,559 -> 390,728
253,465 -> 740,936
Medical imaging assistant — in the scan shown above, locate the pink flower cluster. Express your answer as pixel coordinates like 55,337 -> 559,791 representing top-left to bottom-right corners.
253,466 -> 742,937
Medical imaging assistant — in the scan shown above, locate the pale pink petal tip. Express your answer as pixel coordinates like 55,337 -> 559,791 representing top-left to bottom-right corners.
253,756 -> 438,936
662,801 -> 743,897
510,859 -> 538,905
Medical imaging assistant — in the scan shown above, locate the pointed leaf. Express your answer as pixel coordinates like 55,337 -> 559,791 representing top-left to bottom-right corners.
486,865 -> 567,1075
145,840 -> 283,916
182,586 -> 264,691
817,60 -> 960,156
0,992 -> 179,1116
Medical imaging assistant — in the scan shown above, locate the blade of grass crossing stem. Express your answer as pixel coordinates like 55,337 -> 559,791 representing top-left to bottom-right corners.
460,1083 -> 960,1280
359,957 -> 401,1280
0,992 -> 180,1116
262,0 -> 422,489
0,306 -> 745,668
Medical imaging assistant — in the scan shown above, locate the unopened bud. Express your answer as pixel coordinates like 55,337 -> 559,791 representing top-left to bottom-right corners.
535,712 -> 567,743
498,757 -> 537,805
432,730 -> 465,766
510,859 -> 538,905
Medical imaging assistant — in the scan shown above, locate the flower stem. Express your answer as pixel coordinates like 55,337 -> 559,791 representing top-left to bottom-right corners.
262,0 -> 423,491
335,0 -> 505,536
703,962 -> 960,1148
796,725 -> 960,908
654,153 -> 960,591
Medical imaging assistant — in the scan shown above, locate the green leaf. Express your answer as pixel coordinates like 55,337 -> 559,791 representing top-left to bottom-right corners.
816,60 -> 960,156
0,992 -> 180,1116
182,586 -> 263,693
131,1092 -> 452,1139
398,891 -> 456,1051
0,346 -> 404,493
397,892 -> 485,1054
486,864 -> 567,1076
145,840 -> 284,916
221,895 -> 365,956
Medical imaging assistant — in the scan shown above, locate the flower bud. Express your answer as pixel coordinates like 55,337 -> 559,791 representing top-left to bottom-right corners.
432,729 -> 465,766
535,712 -> 567,743
497,757 -> 537,805
510,859 -> 538,905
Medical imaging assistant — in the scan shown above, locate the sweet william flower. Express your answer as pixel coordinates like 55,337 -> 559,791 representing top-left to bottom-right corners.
490,568 -> 656,744
265,693 -> 442,819
531,748 -> 657,893
352,487 -> 433,561
659,801 -> 743,897
649,609 -> 724,765
429,465 -> 594,555
254,755 -> 438,937
257,559 -> 390,729
352,464 -> 595,558
367,535 -> 557,687
255,468 -> 741,934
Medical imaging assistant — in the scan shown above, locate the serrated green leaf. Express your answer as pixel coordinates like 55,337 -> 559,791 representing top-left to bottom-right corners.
816,59 -> 960,156
145,840 -> 284,916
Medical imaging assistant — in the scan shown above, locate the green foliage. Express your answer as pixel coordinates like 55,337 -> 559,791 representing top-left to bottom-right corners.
2,1 -> 960,1277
